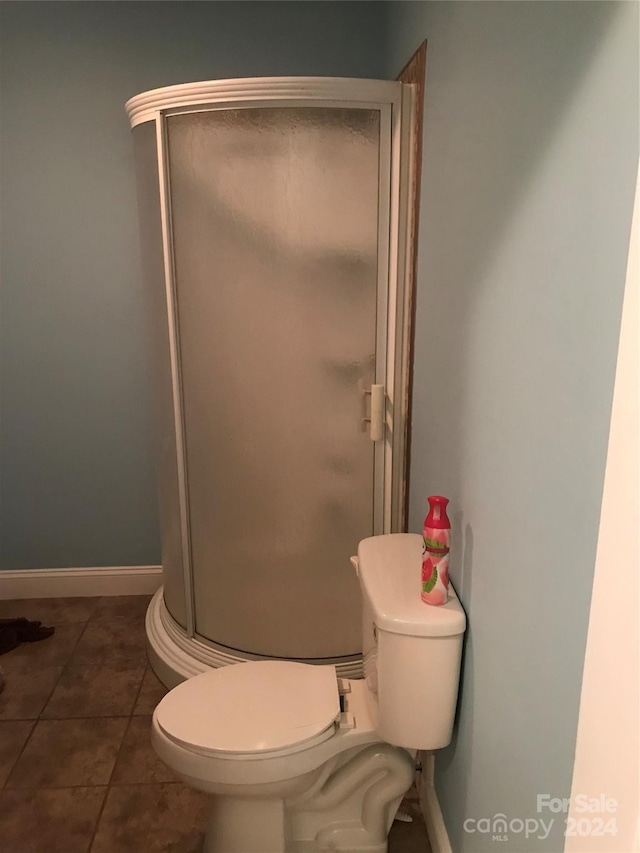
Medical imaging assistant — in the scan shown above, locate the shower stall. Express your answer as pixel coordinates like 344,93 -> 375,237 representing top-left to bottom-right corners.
127,78 -> 416,687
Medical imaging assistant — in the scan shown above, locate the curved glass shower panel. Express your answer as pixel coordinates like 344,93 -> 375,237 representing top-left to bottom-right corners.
132,121 -> 187,628
166,107 -> 381,659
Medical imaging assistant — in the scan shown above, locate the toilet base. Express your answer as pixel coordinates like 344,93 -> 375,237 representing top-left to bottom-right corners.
192,744 -> 414,853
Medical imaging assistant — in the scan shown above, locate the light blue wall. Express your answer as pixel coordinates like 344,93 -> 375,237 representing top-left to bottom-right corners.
385,2 -> 638,850
2,5 -> 637,844
0,1 -> 387,570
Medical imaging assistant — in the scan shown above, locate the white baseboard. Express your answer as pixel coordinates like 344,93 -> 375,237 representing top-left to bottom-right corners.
419,751 -> 453,853
0,566 -> 163,599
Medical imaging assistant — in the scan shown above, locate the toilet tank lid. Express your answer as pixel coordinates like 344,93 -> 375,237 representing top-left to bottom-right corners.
356,534 -> 466,638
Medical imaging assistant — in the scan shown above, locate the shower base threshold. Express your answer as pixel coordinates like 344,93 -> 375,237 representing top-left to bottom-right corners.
146,588 -> 364,689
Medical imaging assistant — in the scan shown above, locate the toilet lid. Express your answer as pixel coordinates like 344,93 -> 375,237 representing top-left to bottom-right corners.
155,661 -> 340,756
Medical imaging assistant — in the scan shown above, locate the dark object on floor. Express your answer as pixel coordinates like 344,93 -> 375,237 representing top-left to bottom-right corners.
0,618 -> 55,655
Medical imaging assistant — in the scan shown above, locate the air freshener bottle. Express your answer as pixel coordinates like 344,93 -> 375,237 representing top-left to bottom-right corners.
421,495 -> 451,606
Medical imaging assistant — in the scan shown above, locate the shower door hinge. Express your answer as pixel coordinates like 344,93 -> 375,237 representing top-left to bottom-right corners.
363,384 -> 385,442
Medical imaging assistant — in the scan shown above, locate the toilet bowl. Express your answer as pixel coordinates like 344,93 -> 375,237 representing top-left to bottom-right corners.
153,663 -> 414,852
152,534 -> 466,852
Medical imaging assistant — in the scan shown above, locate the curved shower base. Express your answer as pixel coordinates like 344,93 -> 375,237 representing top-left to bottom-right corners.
146,589 -> 364,689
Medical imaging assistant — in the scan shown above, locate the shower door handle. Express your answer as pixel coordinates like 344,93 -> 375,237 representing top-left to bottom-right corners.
363,384 -> 385,442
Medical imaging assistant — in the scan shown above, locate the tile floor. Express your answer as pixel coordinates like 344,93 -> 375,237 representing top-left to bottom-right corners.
0,595 -> 430,852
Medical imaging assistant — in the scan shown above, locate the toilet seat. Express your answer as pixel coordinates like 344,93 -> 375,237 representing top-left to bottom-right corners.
155,660 -> 341,759
152,675 -> 384,790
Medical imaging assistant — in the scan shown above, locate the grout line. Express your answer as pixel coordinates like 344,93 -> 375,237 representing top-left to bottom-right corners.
1,599 -> 156,850
29,713 -> 139,721
60,620 -> 89,673
88,617 -> 149,852
0,719 -> 36,791
129,665 -> 149,718
85,785 -> 109,853
5,780 -> 183,790
1,709 -> 146,725
0,620 -> 92,788
87,718 -> 128,852
37,620 -> 90,719
85,596 -> 102,622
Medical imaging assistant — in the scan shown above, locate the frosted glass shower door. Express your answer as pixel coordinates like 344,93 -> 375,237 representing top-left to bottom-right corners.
166,106 -> 385,660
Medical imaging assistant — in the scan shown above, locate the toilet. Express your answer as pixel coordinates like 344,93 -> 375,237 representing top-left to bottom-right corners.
151,533 -> 466,852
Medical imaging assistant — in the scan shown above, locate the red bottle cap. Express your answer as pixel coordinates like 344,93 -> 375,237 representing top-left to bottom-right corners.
425,495 -> 451,530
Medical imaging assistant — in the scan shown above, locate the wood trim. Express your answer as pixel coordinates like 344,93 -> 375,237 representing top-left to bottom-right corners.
419,752 -> 454,853
0,566 -> 163,599
397,41 -> 427,531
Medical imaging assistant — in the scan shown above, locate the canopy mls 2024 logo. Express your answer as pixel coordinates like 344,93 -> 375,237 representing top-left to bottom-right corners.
463,793 -> 618,843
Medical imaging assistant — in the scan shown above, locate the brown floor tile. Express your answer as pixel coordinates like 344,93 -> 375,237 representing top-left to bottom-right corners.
0,786 -> 106,853
91,595 -> 152,623
70,621 -> 147,669
0,720 -> 34,785
0,623 -> 85,673
92,783 -> 209,853
0,596 -> 99,623
5,717 -> 127,788
42,666 -> 145,719
133,667 -> 167,715
111,716 -> 176,784
0,666 -> 63,720
389,797 -> 431,852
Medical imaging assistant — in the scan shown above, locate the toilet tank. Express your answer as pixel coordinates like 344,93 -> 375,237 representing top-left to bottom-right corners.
356,534 -> 466,750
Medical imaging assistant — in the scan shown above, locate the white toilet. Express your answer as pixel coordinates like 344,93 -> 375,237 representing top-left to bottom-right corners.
151,533 -> 466,853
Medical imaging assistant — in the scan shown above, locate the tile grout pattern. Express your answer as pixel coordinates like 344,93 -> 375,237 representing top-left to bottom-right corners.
86,665 -> 149,853
0,594 -> 210,852
0,595 -> 430,852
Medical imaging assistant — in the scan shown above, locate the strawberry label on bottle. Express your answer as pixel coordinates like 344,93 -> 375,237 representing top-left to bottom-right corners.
421,496 -> 451,606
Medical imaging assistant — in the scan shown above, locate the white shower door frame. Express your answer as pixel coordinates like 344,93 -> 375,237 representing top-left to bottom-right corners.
127,78 -> 415,679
